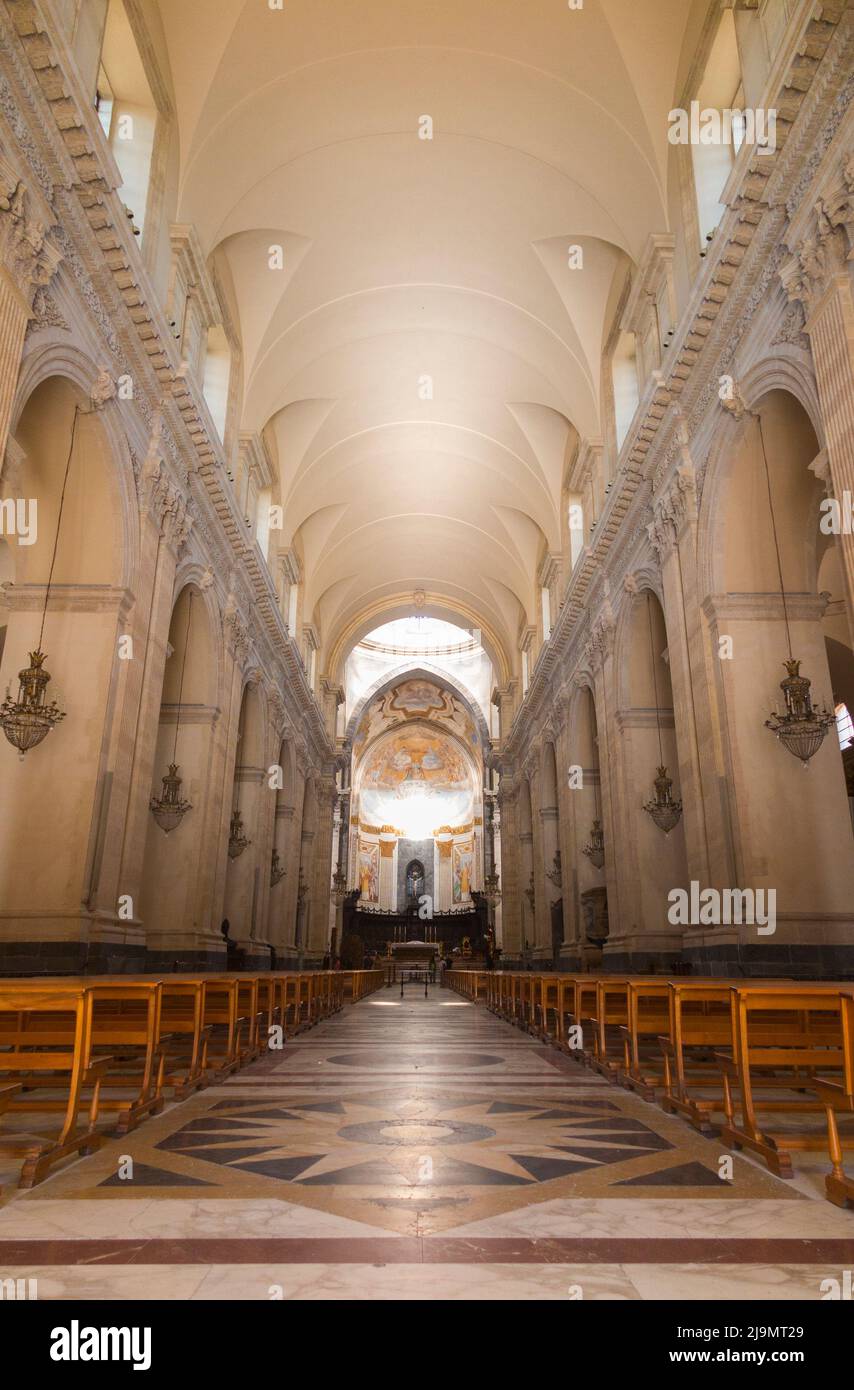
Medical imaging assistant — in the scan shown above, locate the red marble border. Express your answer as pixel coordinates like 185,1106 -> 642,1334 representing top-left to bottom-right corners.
1,1237 -> 853,1265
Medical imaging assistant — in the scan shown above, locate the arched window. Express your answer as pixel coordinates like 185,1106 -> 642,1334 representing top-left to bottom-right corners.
612,331 -> 639,450
835,703 -> 854,752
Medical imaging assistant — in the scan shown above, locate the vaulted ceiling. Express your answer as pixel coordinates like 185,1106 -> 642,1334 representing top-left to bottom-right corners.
151,0 -> 706,676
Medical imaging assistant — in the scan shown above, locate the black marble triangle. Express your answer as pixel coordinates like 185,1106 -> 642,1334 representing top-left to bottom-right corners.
167,1143 -> 274,1167
433,1158 -> 534,1186
509,1153 -> 594,1180
216,1109 -> 305,1122
560,1129 -> 673,1151
99,1163 -> 213,1188
235,1154 -> 326,1181
179,1117 -> 268,1133
553,1143 -> 662,1165
559,1115 -> 652,1131
291,1101 -> 346,1115
531,1108 -> 596,1120
155,1130 -> 269,1154
487,1101 -> 538,1114
297,1160 -> 413,1186
615,1161 -> 726,1188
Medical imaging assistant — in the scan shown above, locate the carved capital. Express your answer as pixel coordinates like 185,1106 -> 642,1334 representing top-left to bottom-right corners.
583,610 -> 615,669
224,593 -> 251,666
781,154 -> 854,314
0,168 -> 62,307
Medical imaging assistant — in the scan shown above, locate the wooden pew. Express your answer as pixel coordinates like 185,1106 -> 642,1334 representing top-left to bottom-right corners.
716,983 -> 854,1186
0,987 -> 112,1187
0,979 -> 171,1134
658,980 -> 738,1131
616,979 -> 672,1098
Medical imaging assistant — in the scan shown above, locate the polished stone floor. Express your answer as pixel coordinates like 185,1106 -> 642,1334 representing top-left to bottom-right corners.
1,987 -> 854,1299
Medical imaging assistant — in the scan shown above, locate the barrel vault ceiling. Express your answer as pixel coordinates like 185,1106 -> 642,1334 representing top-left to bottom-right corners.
150,0 -> 705,677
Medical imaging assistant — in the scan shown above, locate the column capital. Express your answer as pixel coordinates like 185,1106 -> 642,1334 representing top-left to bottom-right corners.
0,163 -> 63,310
780,153 -> 854,317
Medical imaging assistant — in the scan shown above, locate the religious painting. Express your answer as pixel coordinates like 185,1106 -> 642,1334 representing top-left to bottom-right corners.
453,840 -> 474,903
357,841 -> 379,903
353,678 -> 480,753
389,679 -> 447,716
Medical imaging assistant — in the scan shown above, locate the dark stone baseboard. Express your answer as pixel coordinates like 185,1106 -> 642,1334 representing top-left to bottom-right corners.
682,941 -> 854,980
0,943 -> 307,977
0,940 -> 148,976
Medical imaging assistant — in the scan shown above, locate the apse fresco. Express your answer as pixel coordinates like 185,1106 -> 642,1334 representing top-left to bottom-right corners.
353,679 -> 480,755
359,724 -> 475,832
453,840 -> 474,902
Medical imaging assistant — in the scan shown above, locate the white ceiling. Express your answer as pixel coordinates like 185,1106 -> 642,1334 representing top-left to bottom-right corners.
153,0 -> 703,676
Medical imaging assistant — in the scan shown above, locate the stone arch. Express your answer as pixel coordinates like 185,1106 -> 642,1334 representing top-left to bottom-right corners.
0,372 -> 131,954
697,386 -> 854,946
11,345 -> 137,587
345,662 -> 490,752
139,579 -> 219,952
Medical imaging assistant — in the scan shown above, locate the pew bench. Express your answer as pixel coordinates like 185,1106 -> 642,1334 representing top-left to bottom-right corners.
0,988 -> 113,1187
716,984 -> 854,1191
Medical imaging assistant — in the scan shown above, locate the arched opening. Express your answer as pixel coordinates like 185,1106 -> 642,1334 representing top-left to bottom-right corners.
707,389 -> 854,960
296,775 -> 317,951
612,330 -> 640,451
570,684 -> 609,966
519,777 -> 534,955
0,376 -> 122,952
139,583 -> 217,956
616,587 -> 689,960
540,741 -> 563,964
222,682 -> 268,946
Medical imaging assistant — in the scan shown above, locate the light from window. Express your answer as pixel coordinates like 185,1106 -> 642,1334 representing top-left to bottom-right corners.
835,702 -> 853,750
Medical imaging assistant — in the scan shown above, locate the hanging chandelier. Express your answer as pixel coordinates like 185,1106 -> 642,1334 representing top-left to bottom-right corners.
766,659 -> 834,765
643,766 -> 683,834
754,414 -> 833,766
0,406 -> 84,757
583,818 -> 605,868
642,593 -> 683,835
270,848 -> 286,886
296,868 -> 308,903
583,756 -> 605,867
332,867 -> 348,901
151,763 -> 192,834
0,650 -> 66,757
228,808 -> 251,859
151,592 -> 194,833
524,872 -> 535,912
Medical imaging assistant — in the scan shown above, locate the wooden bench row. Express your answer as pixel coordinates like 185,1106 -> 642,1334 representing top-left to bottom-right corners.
0,968 -> 384,1190
446,969 -> 854,1208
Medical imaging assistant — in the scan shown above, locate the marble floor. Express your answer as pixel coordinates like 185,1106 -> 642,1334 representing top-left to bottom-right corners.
1,987 -> 853,1300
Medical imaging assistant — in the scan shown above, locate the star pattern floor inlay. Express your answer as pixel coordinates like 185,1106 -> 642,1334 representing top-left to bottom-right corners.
2,987 -> 853,1299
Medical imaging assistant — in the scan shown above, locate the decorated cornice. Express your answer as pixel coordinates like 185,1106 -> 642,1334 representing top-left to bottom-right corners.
503,8 -> 852,765
0,0 -> 334,770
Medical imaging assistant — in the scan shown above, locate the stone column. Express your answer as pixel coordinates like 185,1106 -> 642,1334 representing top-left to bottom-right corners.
436,834 -> 453,912
496,782 -> 521,957
307,778 -> 337,956
378,830 -> 396,910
